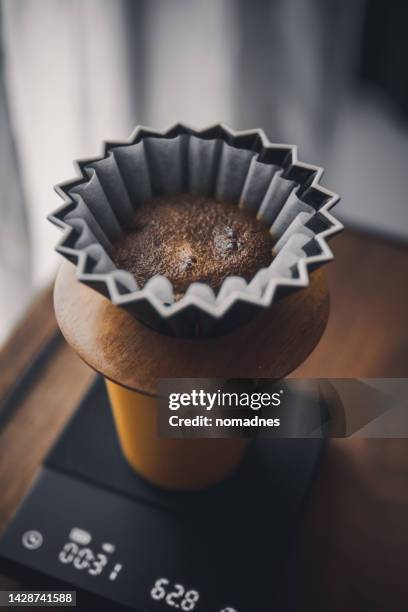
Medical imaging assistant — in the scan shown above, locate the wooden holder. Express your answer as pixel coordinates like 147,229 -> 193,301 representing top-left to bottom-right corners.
54,261 -> 329,490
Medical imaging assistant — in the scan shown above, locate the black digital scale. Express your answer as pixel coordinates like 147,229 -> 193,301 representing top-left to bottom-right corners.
0,377 -> 324,611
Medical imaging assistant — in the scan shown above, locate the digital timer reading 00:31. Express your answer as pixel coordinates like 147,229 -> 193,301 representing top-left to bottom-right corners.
57,528 -> 123,581
150,577 -> 238,612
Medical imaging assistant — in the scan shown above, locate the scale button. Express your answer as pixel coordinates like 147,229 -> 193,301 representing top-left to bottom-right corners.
22,530 -> 43,550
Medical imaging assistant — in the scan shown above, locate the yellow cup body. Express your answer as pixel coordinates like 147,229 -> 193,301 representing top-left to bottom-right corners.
105,380 -> 249,491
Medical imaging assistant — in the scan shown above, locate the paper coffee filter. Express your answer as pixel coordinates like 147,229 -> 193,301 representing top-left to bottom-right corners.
49,123 -> 342,337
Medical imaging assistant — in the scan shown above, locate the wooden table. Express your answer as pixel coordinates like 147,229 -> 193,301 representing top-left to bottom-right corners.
0,229 -> 407,610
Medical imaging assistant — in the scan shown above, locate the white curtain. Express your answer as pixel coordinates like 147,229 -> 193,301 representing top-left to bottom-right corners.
0,0 -> 135,342
2,0 -> 135,287
143,0 -> 234,128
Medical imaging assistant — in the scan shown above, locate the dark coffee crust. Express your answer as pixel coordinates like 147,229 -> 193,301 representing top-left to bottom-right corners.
111,194 -> 274,299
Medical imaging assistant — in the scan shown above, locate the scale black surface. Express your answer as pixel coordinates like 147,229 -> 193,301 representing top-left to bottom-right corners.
0,377 -> 324,611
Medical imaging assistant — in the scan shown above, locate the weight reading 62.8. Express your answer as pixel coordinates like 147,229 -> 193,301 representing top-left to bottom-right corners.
150,578 -> 238,611
150,578 -> 199,610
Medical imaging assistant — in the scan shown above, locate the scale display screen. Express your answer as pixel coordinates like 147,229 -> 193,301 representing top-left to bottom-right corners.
0,469 -> 261,611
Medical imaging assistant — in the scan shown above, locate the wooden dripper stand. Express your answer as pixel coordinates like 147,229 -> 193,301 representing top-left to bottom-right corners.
54,261 -> 329,491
